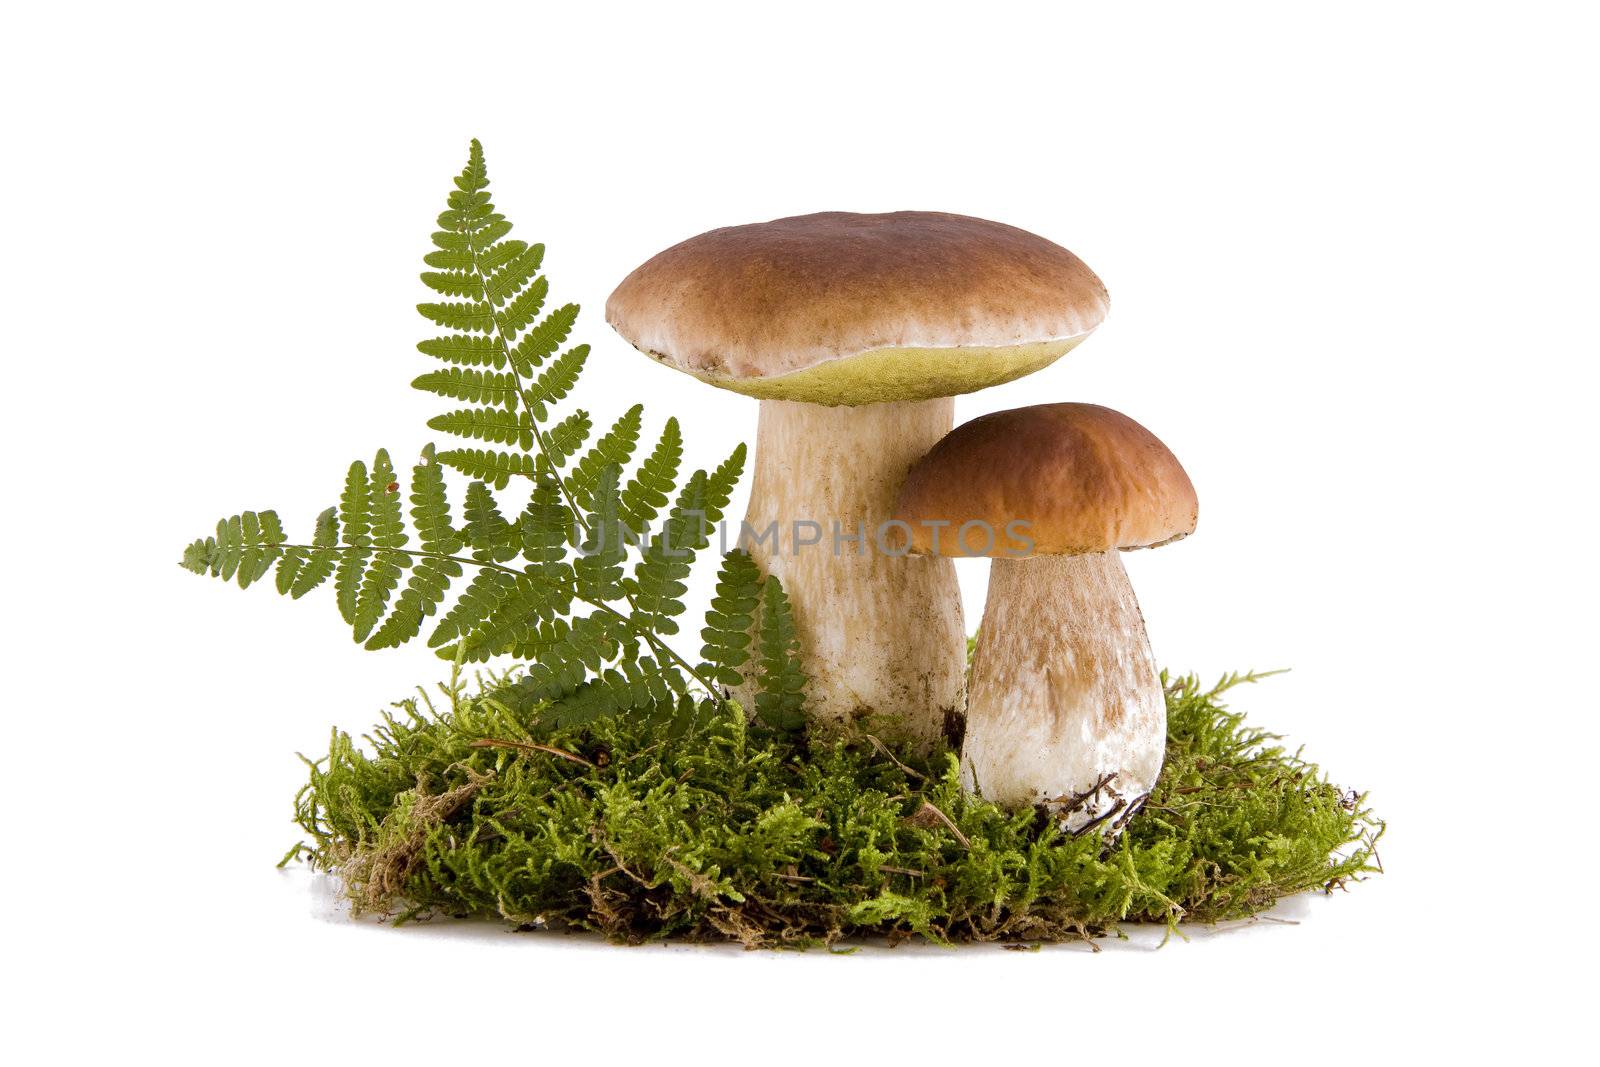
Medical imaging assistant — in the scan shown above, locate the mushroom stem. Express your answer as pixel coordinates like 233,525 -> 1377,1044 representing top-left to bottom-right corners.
963,552 -> 1165,830
735,397 -> 965,747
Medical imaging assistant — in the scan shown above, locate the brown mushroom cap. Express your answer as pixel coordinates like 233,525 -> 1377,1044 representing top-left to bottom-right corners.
606,211 -> 1108,406
894,403 -> 1197,557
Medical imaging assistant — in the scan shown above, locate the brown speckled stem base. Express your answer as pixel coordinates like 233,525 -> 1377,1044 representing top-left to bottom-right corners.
963,552 -> 1165,831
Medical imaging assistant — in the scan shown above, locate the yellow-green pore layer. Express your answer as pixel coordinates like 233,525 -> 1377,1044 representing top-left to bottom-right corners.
285,672 -> 1382,948
647,338 -> 1085,405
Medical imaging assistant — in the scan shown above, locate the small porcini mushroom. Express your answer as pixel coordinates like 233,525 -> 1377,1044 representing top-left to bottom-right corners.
894,403 -> 1197,828
607,213 -> 1107,744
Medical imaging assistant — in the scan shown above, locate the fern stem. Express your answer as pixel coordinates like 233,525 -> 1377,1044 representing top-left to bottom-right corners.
461,218 -> 590,533
272,543 -> 524,578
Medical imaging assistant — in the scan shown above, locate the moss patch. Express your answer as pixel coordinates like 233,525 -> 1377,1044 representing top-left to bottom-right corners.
286,671 -> 1381,948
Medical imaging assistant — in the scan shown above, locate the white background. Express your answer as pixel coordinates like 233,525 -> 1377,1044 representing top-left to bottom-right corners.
5,1 -> 1596,1061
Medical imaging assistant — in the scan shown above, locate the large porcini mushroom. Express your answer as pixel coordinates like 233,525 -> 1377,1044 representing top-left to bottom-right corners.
607,213 -> 1107,745
894,403 -> 1197,829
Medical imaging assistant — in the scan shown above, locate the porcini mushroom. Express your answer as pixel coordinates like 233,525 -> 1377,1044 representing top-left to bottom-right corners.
894,403 -> 1197,828
607,213 -> 1108,744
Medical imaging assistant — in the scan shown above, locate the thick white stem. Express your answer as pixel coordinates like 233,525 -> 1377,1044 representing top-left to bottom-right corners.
736,397 -> 965,747
963,553 -> 1165,831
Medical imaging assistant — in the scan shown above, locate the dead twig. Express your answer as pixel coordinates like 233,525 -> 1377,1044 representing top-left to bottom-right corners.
1071,796 -> 1127,838
1055,772 -> 1119,815
863,733 -> 925,781
469,737 -> 595,767
906,800 -> 972,850
1109,792 -> 1151,833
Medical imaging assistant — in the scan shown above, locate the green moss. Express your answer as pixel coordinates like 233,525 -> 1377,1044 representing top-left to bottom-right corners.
286,669 -> 1382,947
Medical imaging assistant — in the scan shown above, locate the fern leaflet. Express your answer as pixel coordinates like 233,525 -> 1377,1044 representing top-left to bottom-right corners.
568,404 -> 643,516
428,407 -> 531,449
365,449 -> 461,650
754,576 -> 808,731
352,449 -> 410,642
542,410 -> 592,467
435,448 -> 534,489
525,344 -> 587,420
416,335 -> 504,368
512,302 -> 579,370
575,465 -> 627,602
333,460 -> 372,625
620,417 -> 681,535
699,550 -> 762,689
412,367 -> 520,409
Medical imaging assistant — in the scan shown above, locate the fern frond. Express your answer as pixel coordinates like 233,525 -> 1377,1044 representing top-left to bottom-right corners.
629,471 -> 712,636
407,448 -> 456,552
699,550 -> 762,688
486,244 -> 546,306
627,655 -> 689,706
180,537 -> 212,577
435,447 -> 535,489
624,442 -> 743,633
416,335 -> 504,368
428,568 -> 512,650
283,507 -> 339,599
237,510 -> 286,589
421,145 -> 510,338
434,215 -> 505,249
521,472 -> 574,565
512,302 -> 579,369
352,449 -> 411,642
274,508 -> 331,597
471,218 -> 513,251
575,466 -> 627,602
456,139 -> 488,190
755,576 -> 808,731
458,573 -> 576,662
704,443 -> 747,524
421,247 -> 472,271
181,504 -> 332,601
427,230 -> 471,254
509,612 -> 625,702
428,407 -> 531,450
184,141 -> 756,722
366,555 -> 460,650
497,276 -> 550,347
364,451 -> 461,649
417,300 -> 495,333
662,695 -> 724,739
503,616 -> 578,664
542,410 -> 592,467
420,270 -> 484,300
180,510 -> 286,588
411,367 -> 519,409
480,239 -> 536,274
524,344 -> 588,420
436,197 -> 493,235
620,417 -> 682,535
545,654 -> 689,728
568,404 -> 643,516
333,459 -> 372,625
461,480 -> 519,563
